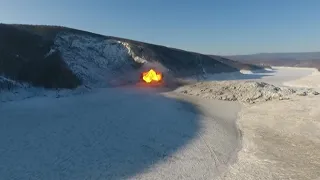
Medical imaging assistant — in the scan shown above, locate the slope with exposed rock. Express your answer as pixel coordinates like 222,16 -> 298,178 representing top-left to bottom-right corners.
0,24 -> 260,92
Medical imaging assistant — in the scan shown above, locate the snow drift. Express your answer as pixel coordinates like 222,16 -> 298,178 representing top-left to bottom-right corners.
176,81 -> 319,104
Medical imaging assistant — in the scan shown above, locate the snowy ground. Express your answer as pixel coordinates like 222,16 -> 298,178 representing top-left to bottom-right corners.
222,95 -> 320,180
182,67 -> 320,180
253,67 -> 316,86
0,86 -> 240,180
284,70 -> 320,90
1,67 -> 319,180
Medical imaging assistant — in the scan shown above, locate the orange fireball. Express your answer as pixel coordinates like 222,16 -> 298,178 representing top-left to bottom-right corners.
141,69 -> 163,83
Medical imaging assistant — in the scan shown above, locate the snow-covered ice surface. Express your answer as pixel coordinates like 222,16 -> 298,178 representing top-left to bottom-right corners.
284,69 -> 320,91
204,66 -> 315,87
0,87 -> 241,180
253,67 -> 316,86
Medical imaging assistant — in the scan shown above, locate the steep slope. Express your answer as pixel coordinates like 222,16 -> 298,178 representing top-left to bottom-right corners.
209,55 -> 265,70
1,24 -> 250,90
0,24 -> 81,89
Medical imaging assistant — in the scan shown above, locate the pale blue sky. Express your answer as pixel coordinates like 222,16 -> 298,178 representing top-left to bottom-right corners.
0,0 -> 319,55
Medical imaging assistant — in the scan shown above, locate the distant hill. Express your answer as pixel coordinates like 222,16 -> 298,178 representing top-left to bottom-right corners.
0,23 -> 261,90
225,52 -> 320,70
226,52 -> 320,61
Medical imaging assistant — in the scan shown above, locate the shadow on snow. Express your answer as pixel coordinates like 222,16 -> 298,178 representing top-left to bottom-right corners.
0,88 -> 201,180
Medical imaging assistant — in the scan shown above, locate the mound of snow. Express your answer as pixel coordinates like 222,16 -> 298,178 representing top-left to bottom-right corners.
176,81 -> 319,104
240,69 -> 253,74
0,76 -> 16,91
0,76 -> 29,91
264,67 -> 273,71
0,75 -> 93,103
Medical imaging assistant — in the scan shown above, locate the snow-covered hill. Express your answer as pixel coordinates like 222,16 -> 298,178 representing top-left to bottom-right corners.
0,24 -> 261,98
51,31 -> 245,87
